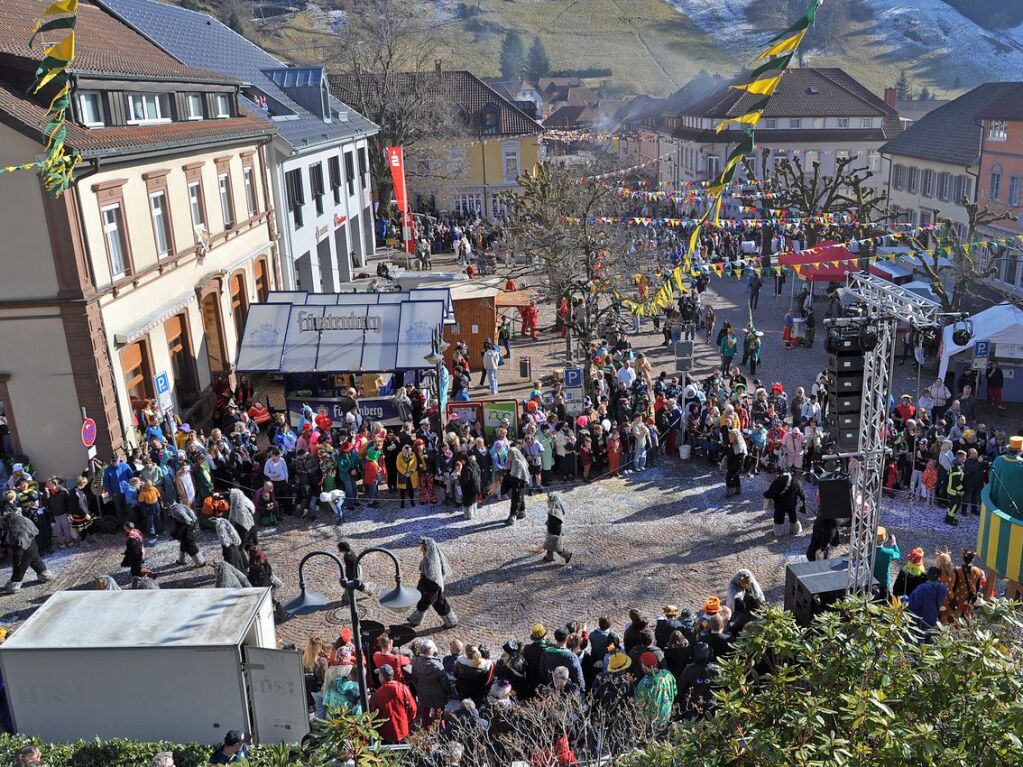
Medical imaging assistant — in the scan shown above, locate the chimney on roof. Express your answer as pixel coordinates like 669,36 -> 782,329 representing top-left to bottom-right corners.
435,60 -> 443,74
884,87 -> 897,108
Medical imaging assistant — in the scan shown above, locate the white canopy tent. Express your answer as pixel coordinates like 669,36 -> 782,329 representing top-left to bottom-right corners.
938,302 -> 1023,378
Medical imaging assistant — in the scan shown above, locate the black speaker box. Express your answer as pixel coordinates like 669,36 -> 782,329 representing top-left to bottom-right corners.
784,558 -> 874,627
817,475 -> 853,519
828,353 -> 864,374
828,371 -> 863,394
825,333 -> 861,354
831,412 -> 858,431
829,391 -> 861,414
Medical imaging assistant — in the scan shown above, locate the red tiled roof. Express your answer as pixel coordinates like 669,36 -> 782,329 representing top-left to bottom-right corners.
0,0 -> 233,83
0,81 -> 273,158
329,69 -> 542,137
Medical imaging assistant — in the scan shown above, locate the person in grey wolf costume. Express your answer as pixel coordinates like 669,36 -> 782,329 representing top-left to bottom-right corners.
407,537 -> 457,629
542,492 -> 573,564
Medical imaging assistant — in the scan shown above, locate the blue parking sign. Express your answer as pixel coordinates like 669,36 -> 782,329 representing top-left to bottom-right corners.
155,372 -> 170,396
564,367 -> 583,388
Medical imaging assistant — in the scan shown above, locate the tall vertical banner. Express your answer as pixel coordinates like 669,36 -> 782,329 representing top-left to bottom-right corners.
386,146 -> 415,255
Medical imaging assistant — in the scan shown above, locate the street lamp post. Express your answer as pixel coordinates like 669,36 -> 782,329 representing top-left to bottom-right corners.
284,546 -> 420,713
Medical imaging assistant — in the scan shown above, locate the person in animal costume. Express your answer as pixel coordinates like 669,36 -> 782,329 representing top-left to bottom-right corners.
542,492 -> 573,564
407,537 -> 457,629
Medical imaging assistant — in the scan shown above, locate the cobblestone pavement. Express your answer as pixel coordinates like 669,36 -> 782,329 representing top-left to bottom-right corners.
0,260 -> 1016,647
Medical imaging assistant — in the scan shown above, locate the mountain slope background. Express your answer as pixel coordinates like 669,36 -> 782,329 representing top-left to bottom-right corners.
219,0 -> 1023,97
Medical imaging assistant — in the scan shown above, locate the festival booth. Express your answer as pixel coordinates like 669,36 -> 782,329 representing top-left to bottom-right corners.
778,241 -> 859,283
236,289 -> 454,426
938,303 -> 1023,403
389,276 -> 505,367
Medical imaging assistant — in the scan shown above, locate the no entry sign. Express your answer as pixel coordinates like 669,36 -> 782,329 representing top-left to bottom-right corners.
81,418 -> 97,448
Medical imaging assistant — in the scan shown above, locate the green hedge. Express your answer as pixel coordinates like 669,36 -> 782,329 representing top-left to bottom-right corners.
0,734 -> 278,767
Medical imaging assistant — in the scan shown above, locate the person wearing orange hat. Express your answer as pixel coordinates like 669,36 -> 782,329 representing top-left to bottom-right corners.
893,547 -> 927,598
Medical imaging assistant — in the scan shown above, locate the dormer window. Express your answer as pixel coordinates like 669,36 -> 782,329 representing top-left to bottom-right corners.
186,93 -> 204,120
76,92 -> 105,127
127,93 -> 170,124
214,94 -> 232,119
480,103 -> 500,136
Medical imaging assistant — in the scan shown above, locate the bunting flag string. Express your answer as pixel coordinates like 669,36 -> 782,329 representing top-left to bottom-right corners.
0,0 -> 82,196
624,0 -> 822,316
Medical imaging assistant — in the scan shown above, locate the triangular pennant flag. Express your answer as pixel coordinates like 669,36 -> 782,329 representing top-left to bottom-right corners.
755,28 -> 808,61
731,74 -> 783,96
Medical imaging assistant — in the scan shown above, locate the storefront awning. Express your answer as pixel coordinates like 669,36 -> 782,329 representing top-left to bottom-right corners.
236,298 -> 447,373
264,288 -> 455,324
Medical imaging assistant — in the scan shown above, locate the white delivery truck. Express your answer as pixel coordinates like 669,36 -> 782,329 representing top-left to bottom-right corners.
0,588 -> 309,745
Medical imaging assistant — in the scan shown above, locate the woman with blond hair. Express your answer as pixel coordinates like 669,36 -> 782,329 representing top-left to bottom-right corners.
302,636 -> 328,709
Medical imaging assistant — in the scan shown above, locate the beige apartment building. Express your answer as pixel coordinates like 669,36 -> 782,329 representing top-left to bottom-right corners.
879,84 -> 1023,231
0,0 -> 278,477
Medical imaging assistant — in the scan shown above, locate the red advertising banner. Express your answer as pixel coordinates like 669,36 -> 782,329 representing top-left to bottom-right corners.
386,146 -> 415,254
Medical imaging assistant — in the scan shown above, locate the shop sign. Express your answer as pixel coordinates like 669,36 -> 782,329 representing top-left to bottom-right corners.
286,396 -> 402,428
447,401 -> 483,426
296,310 -> 382,333
315,224 -> 331,241
483,400 -> 519,439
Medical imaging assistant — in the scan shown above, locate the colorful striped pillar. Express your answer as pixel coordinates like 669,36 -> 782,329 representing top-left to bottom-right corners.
977,485 -> 1023,584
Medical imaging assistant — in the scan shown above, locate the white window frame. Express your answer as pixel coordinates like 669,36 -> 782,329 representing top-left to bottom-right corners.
188,181 -> 205,229
938,172 -> 952,201
102,203 -> 128,278
907,166 -> 919,194
788,118 -> 801,129
989,120 -> 1008,141
1009,175 -> 1022,207
186,93 -> 204,120
218,172 -> 234,228
860,117 -> 873,129
76,91 -> 104,127
149,191 -> 172,257
922,169 -> 935,198
705,155 -> 721,178
990,167 -> 1002,201
764,118 -> 777,129
126,93 -> 170,125
243,167 -> 257,217
502,143 -> 520,182
214,94 -> 231,119
868,151 -> 880,173
836,117 -> 849,129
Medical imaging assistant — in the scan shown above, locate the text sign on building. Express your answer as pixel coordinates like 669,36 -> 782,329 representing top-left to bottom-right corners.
296,310 -> 382,334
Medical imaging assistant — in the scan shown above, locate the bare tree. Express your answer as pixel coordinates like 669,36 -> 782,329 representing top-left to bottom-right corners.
759,154 -> 888,249
499,160 -> 647,378
899,199 -> 1015,312
329,0 -> 469,213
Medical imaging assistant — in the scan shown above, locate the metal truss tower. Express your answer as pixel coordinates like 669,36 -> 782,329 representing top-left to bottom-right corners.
840,273 -> 942,593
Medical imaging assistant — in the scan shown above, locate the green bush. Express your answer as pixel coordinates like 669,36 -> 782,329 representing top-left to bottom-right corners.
0,734 -> 258,767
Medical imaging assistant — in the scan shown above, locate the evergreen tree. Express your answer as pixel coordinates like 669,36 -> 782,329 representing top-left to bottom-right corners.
525,36 -> 550,83
499,31 -> 525,80
920,86 -> 933,100
895,70 -> 912,100
226,7 -> 243,32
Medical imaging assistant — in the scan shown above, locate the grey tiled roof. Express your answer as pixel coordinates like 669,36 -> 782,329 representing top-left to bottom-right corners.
94,0 -> 377,151
880,83 -> 1022,166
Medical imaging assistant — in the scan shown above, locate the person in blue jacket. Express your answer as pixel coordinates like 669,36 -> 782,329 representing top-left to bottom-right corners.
102,453 -> 134,524
908,567 -> 948,637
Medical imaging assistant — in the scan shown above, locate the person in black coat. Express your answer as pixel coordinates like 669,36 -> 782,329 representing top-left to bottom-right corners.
678,642 -> 719,719
521,627 -> 550,700
459,455 -> 482,520
764,468 -> 806,537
